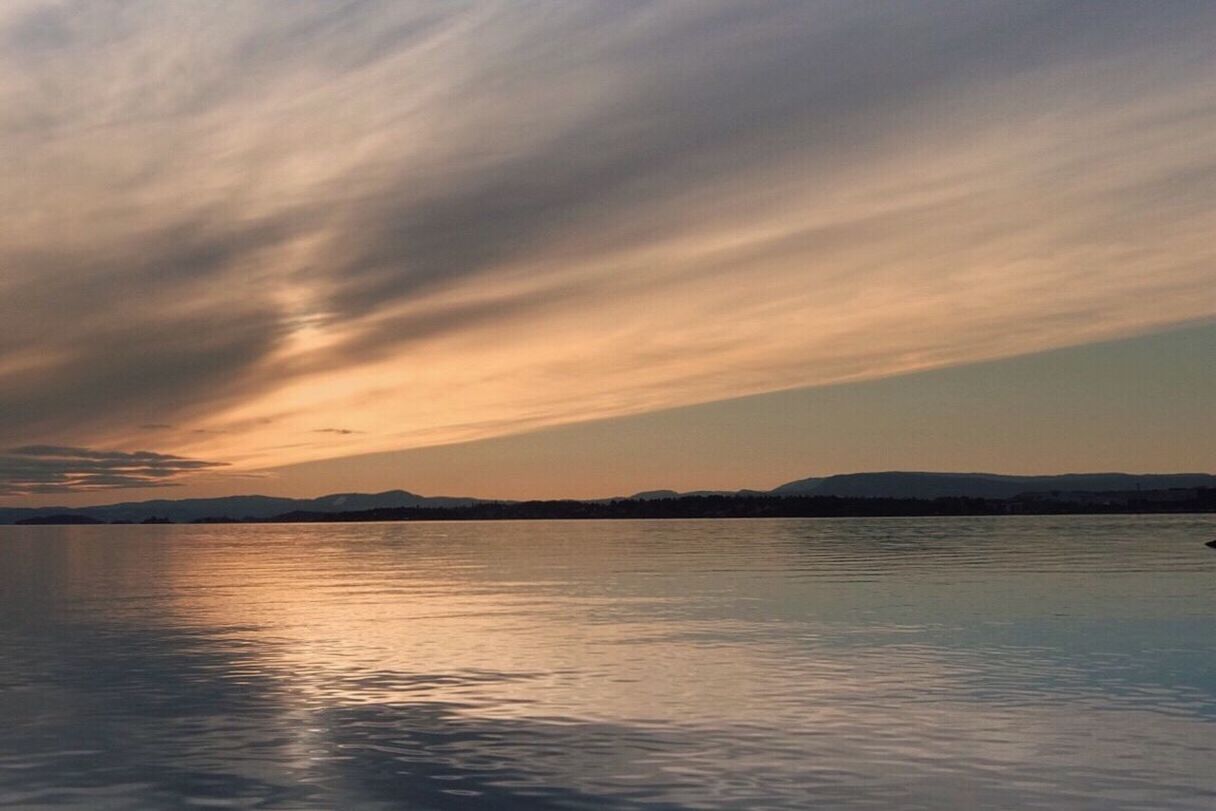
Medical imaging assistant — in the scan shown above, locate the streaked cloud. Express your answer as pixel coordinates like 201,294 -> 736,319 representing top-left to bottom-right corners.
1,1 -> 1214,486
0,445 -> 227,495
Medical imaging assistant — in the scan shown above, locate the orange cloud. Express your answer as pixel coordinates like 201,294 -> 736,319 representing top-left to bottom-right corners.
1,2 -> 1214,482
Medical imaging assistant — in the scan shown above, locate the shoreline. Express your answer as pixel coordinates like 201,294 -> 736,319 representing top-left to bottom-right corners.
12,492 -> 1216,525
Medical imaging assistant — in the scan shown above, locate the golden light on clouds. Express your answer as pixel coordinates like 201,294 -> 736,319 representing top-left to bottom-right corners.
2,1 -> 1215,497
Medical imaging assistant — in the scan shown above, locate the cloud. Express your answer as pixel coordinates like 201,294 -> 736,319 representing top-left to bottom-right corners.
1,1 -> 1214,479
0,446 -> 228,496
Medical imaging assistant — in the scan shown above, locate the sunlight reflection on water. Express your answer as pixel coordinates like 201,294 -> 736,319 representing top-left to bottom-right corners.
1,516 -> 1214,809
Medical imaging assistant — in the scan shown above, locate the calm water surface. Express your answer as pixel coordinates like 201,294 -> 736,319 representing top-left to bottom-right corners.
1,516 -> 1214,809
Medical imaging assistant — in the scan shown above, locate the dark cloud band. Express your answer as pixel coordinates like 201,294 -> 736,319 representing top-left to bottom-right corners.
0,446 -> 227,496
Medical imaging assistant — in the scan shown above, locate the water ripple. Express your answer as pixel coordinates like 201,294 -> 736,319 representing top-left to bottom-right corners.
1,515 -> 1214,808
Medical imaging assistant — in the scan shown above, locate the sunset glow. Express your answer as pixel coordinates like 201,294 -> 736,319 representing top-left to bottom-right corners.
3,1 -> 1214,501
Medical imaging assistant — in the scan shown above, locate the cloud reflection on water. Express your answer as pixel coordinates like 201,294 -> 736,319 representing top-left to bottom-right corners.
1,518 -> 1214,808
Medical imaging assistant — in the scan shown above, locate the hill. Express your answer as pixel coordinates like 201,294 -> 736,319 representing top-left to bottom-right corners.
0,490 -> 481,525
769,471 -> 1216,499
4,472 -> 1216,524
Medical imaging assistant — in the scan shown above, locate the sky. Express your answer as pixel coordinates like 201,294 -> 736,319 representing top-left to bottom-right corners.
2,1 -> 1214,505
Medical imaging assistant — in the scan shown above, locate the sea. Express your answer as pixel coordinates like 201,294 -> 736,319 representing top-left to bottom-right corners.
1,516 -> 1213,809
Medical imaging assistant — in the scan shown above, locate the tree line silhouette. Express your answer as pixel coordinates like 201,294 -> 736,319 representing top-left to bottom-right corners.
17,490 -> 1216,525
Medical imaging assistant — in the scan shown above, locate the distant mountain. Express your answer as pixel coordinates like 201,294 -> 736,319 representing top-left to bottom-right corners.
0,489 -> 482,525
625,489 -> 766,501
770,471 -> 1216,499
4,473 -> 1215,525
627,490 -> 683,501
